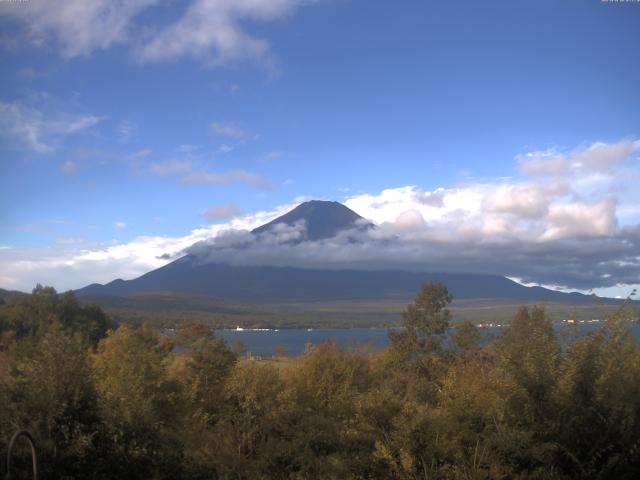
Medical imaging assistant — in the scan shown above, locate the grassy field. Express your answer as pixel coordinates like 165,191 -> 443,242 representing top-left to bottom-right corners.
76,291 -> 634,329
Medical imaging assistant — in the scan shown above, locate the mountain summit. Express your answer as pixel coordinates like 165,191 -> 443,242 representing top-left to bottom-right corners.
251,200 -> 371,241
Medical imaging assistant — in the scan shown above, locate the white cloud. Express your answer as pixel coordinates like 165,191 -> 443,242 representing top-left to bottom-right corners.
117,120 -> 137,142
185,213 -> 640,292
0,0 -> 158,58
572,141 -> 636,173
210,121 -> 250,139
0,202 -> 298,291
182,170 -> 271,190
483,183 -> 567,219
413,189 -> 445,207
125,148 -> 153,167
63,115 -> 101,133
1,139 -> 639,295
518,149 -> 569,176
148,160 -> 193,176
2,0 -> 316,70
259,150 -> 286,162
519,140 -> 637,177
0,98 -> 101,153
114,221 -> 127,230
542,198 -> 618,240
134,0 -> 304,70
394,210 -> 427,230
142,145 -> 270,190
345,185 -> 485,225
202,203 -> 243,221
59,159 -> 78,175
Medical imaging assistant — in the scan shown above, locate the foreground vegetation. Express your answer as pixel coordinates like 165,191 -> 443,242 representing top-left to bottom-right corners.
1,284 -> 639,479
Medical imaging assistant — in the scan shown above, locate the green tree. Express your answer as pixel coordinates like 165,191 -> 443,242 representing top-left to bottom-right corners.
487,306 -> 561,476
552,309 -> 640,478
277,342 -> 381,478
386,281 -> 453,402
0,285 -> 111,346
198,362 -> 285,480
183,331 -> 237,425
0,324 -> 100,478
174,320 -> 213,349
91,324 -> 183,479
451,321 -> 481,356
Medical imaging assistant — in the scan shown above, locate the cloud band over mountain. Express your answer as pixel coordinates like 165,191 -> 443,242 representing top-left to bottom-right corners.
1,140 -> 638,295
185,212 -> 640,291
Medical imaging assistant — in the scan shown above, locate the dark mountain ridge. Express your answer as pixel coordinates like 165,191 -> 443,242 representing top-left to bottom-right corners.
76,257 -> 603,304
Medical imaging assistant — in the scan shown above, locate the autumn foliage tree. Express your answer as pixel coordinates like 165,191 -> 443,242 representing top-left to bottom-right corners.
1,284 -> 640,479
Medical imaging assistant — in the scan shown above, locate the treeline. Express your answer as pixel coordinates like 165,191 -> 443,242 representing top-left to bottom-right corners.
1,284 -> 639,479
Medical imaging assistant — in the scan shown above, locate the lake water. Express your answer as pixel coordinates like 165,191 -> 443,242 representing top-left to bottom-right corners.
217,322 -> 640,356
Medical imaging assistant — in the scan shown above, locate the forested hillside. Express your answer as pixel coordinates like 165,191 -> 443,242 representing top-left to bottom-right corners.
1,284 -> 639,479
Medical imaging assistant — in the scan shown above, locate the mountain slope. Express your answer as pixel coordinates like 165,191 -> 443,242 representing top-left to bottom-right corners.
76,256 -> 602,304
75,200 -> 614,305
252,200 -> 371,241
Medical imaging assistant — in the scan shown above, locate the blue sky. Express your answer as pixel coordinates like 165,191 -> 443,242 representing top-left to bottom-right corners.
0,0 -> 639,296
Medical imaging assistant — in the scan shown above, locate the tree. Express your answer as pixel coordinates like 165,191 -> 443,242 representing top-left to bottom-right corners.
386,282 -> 453,401
0,324 -> 100,478
0,285 -> 111,346
183,333 -> 237,425
390,282 -> 452,354
451,321 -> 481,357
277,342 -> 378,478
552,307 -> 640,478
174,320 -> 213,349
488,306 -> 561,475
91,324 -> 183,478
213,362 -> 285,479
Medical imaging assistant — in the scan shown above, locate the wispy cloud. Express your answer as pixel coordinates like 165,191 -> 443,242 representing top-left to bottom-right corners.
16,67 -> 43,81
0,0 -> 158,58
59,159 -> 78,175
0,98 -> 101,153
2,0 -> 316,70
145,149 -> 271,190
218,144 -> 235,154
133,0 -> 307,71
182,170 -> 271,190
259,150 -> 286,162
148,160 -> 193,176
125,148 -> 153,167
210,121 -> 252,140
202,203 -> 243,221
117,120 -> 137,143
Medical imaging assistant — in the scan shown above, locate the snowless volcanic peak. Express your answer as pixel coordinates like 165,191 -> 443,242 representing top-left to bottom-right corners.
251,200 -> 371,241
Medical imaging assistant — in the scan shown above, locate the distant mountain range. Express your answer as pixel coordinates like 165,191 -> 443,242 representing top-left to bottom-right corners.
0,288 -> 27,301
75,200 -> 619,305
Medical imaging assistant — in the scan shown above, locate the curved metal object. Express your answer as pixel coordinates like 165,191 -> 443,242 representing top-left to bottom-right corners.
5,430 -> 38,480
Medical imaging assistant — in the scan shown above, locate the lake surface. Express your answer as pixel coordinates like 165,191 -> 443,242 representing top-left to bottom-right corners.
217,322 -> 640,356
